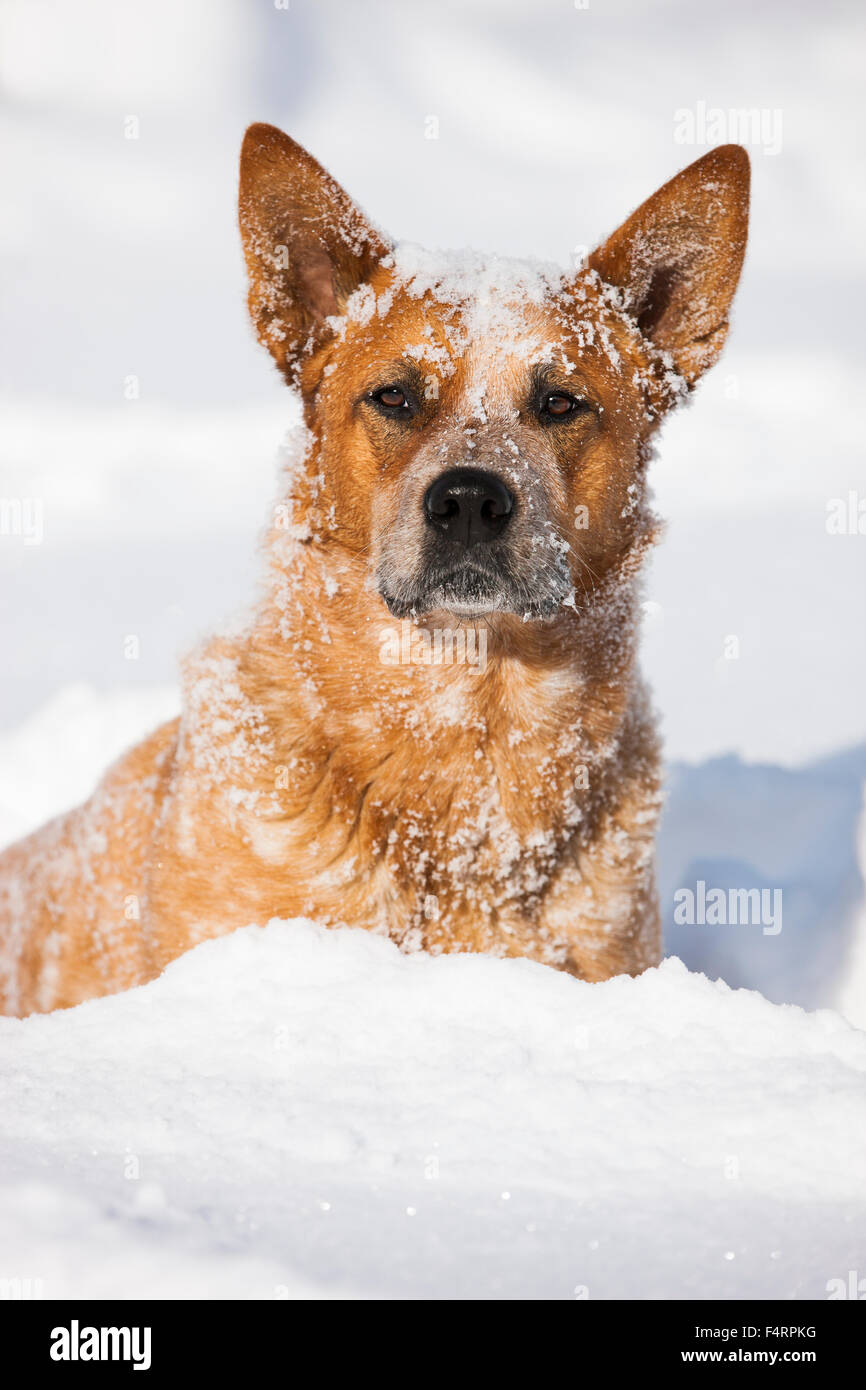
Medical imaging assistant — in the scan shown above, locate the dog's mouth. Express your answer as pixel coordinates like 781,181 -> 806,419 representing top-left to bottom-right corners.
385,564 -> 506,620
378,555 -> 568,621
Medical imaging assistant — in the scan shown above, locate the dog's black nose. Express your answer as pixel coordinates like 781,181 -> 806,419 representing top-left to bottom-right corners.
424,469 -> 514,546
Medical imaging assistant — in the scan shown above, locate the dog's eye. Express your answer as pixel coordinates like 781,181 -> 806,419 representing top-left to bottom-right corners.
371,386 -> 408,410
540,392 -> 588,420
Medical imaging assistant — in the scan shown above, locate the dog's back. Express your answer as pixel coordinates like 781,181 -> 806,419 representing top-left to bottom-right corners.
0,721 -> 179,1012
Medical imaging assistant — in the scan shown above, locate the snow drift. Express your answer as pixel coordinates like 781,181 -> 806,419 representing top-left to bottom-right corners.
2,919 -> 865,1300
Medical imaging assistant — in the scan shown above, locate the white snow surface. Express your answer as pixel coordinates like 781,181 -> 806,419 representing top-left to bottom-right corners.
2,917 -> 865,1301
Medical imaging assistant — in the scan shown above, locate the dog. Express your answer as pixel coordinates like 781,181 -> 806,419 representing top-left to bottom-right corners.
0,126 -> 749,1015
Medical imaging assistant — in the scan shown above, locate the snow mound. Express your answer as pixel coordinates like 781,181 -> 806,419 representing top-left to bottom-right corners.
2,920 -> 865,1299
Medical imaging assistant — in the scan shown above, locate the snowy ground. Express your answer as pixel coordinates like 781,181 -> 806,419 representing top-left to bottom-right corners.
2,0 -> 865,1299
2,920 -> 865,1300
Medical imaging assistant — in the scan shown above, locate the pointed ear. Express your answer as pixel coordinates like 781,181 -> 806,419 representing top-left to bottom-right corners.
238,124 -> 390,382
588,145 -> 749,385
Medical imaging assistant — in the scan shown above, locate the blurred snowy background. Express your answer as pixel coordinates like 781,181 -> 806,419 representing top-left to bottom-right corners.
1,0 -> 865,1016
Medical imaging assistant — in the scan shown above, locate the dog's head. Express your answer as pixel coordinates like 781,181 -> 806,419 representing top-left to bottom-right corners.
239,126 -> 748,623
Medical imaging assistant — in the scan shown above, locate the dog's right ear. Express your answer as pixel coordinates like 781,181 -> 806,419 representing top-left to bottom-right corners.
587,144 -> 750,387
239,124 -> 390,383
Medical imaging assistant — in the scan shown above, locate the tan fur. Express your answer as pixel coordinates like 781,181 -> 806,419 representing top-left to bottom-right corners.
0,130 -> 749,1014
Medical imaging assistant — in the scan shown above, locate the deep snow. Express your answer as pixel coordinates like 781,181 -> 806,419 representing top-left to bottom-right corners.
2,919 -> 865,1300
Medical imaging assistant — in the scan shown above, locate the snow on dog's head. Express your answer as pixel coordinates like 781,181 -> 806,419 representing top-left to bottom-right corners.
239,125 -> 749,626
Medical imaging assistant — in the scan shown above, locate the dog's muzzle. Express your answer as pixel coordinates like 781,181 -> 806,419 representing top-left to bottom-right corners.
376,464 -> 571,620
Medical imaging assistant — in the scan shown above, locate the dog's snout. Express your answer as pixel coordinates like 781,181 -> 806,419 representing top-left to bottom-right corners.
423,469 -> 514,546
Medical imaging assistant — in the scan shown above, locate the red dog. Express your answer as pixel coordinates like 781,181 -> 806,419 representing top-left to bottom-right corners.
0,128 -> 749,1014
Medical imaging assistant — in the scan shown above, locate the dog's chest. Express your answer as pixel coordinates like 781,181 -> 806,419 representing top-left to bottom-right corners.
212,702 -> 608,942
155,634 -> 651,970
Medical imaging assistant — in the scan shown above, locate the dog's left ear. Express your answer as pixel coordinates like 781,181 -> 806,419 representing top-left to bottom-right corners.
239,123 -> 390,383
588,144 -> 750,385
